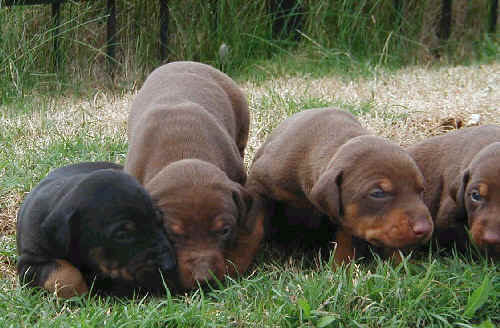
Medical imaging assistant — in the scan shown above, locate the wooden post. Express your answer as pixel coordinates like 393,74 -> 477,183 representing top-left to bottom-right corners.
159,0 -> 169,62
107,0 -> 116,76
490,0 -> 498,33
52,1 -> 61,70
438,0 -> 452,41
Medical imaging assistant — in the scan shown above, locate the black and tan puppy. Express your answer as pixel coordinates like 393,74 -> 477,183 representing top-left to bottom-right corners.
407,125 -> 500,258
16,162 -> 177,298
125,61 -> 264,290
247,108 -> 433,264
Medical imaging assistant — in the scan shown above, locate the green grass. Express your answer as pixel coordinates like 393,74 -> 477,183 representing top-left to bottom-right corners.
1,73 -> 499,326
1,249 -> 498,327
0,4 -> 498,322
1,1 -> 497,102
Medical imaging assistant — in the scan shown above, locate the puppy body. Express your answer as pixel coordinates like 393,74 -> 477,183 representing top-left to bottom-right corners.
125,61 -> 263,290
248,108 -> 433,264
17,162 -> 177,298
407,125 -> 500,257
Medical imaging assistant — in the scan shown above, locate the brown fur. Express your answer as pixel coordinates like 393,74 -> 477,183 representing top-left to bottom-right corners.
247,108 -> 433,264
407,125 -> 500,258
125,61 -> 263,290
43,260 -> 89,298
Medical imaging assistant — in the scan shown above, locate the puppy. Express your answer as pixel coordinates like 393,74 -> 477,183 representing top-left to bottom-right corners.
125,61 -> 264,290
247,108 -> 433,264
407,125 -> 500,258
16,162 -> 177,298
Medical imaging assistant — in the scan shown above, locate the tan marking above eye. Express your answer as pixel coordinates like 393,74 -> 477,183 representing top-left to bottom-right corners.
169,223 -> 185,236
478,183 -> 489,197
124,221 -> 136,231
378,178 -> 393,192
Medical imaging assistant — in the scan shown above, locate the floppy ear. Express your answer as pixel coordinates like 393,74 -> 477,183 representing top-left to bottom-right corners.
40,204 -> 78,257
309,168 -> 343,220
438,169 -> 469,226
232,185 -> 252,230
449,169 -> 469,220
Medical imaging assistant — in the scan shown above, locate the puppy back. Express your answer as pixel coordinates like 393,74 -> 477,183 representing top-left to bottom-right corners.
249,108 -> 368,199
128,61 -> 248,145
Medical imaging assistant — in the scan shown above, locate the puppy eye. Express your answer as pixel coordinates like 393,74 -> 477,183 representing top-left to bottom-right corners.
218,226 -> 232,239
470,190 -> 483,203
114,230 -> 134,243
369,188 -> 388,199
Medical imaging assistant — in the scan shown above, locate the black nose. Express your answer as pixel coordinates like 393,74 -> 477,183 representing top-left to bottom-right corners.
160,250 -> 176,272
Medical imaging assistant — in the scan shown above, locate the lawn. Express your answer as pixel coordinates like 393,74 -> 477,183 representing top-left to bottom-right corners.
0,62 -> 499,327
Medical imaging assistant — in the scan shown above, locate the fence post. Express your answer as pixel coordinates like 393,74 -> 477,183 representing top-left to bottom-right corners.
107,0 -> 116,76
438,0 -> 452,41
52,1 -> 61,71
490,0 -> 498,33
159,0 -> 169,62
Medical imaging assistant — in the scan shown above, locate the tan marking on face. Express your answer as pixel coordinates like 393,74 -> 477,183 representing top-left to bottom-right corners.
124,221 -> 136,231
378,179 -> 393,192
478,183 -> 488,196
212,217 -> 228,232
470,216 -> 500,255
43,259 -> 89,298
332,229 -> 356,265
90,248 -> 134,281
169,223 -> 185,236
343,205 -> 433,249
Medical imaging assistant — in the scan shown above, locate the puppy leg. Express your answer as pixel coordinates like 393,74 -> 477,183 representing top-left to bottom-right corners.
333,229 -> 356,265
20,259 -> 88,298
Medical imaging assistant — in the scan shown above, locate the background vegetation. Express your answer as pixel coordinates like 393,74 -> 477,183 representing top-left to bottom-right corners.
0,0 -> 498,102
0,0 -> 498,327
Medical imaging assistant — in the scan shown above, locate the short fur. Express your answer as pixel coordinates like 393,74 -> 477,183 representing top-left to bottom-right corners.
247,108 -> 433,264
125,61 -> 264,290
16,162 -> 177,298
407,125 -> 500,258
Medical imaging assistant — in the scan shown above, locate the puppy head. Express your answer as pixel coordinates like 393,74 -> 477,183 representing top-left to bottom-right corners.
310,135 -> 433,249
451,143 -> 500,257
42,169 -> 177,294
147,159 -> 252,290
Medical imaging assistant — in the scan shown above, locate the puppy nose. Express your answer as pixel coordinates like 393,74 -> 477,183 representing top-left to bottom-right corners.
411,218 -> 433,237
160,253 -> 176,272
192,256 -> 221,283
482,230 -> 500,245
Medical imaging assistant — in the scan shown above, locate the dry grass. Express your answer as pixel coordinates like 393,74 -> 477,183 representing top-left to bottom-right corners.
1,62 -> 499,280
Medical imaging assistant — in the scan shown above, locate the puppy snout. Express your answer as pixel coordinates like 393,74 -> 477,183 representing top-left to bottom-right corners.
481,230 -> 500,246
192,257 -> 217,282
160,252 -> 176,272
411,218 -> 433,237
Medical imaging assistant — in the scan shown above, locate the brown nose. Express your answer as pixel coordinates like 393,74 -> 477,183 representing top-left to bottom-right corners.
191,255 -> 223,283
411,217 -> 433,237
481,230 -> 500,246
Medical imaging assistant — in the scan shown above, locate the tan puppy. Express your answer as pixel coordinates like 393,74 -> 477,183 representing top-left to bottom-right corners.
407,125 -> 500,258
247,108 -> 433,264
125,61 -> 264,290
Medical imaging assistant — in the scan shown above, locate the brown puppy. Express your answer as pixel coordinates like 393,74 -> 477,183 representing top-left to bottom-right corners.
407,125 -> 500,258
125,61 -> 264,290
247,108 -> 433,264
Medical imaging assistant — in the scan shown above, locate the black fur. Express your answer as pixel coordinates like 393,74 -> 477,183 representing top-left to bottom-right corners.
16,162 -> 178,297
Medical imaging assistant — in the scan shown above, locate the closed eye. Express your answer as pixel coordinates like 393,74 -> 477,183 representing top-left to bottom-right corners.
218,225 -> 233,239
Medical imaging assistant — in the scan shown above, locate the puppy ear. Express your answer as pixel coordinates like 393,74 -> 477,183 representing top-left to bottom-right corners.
445,169 -> 469,223
40,205 -> 78,257
450,169 -> 469,210
309,168 -> 343,219
232,185 -> 252,229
